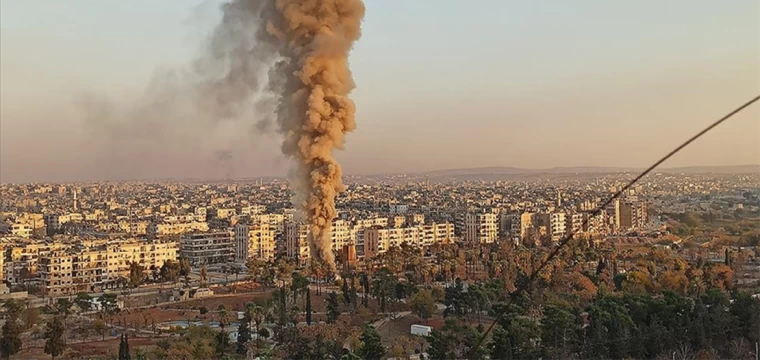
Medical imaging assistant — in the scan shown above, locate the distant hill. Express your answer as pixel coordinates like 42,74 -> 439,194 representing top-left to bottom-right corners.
421,165 -> 760,176
658,165 -> 760,174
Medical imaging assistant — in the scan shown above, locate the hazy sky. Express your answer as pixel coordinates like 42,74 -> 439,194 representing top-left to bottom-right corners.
1,0 -> 759,183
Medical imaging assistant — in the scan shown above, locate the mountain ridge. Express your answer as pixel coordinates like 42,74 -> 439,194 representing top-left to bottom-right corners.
421,164 -> 760,176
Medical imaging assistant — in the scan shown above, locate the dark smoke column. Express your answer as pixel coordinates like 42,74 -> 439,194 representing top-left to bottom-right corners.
267,0 -> 365,271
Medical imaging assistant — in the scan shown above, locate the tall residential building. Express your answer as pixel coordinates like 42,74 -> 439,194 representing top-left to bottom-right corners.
180,232 -> 234,266
285,222 -> 309,264
550,212 -> 568,242
464,212 -> 498,243
520,212 -> 535,240
234,223 -> 275,263
618,202 -> 648,230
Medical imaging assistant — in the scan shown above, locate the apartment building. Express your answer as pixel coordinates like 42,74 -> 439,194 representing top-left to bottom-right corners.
464,212 -> 498,243
550,212 -> 568,242
10,223 -> 33,238
619,201 -> 648,230
234,223 -> 275,262
364,222 -> 455,258
285,222 -> 310,264
37,239 -> 178,296
180,232 -> 234,266
148,221 -> 209,237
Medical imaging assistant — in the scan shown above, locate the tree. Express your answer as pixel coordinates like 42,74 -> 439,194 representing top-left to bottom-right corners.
372,268 -> 397,313
541,305 -> 580,358
200,265 -> 208,287
179,257 -> 192,287
306,289 -> 313,326
0,315 -> 22,359
246,258 -> 264,281
159,260 -> 181,282
75,292 -> 93,312
98,293 -> 120,327
237,316 -> 251,355
119,333 -> 131,360
291,272 -> 309,305
218,307 -> 230,330
359,272 -> 370,306
357,325 -> 385,360
55,298 -> 73,345
410,290 -> 436,320
128,262 -> 145,288
215,329 -> 231,357
428,319 -> 485,360
44,317 -> 66,360
221,264 -> 229,284
92,319 -> 106,341
342,276 -> 352,306
2,300 -> 23,319
326,292 -> 340,324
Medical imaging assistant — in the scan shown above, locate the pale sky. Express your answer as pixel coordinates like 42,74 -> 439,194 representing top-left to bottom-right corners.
1,0 -> 759,183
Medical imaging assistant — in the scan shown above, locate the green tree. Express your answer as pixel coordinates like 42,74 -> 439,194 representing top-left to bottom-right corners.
236,306 -> 252,355
128,262 -> 145,288
215,329 -> 231,357
357,325 -> 385,360
98,293 -> 120,327
2,300 -> 23,318
428,319 -> 485,360
410,290 -> 436,320
541,305 -> 580,358
119,333 -> 131,360
55,299 -> 73,345
306,289 -> 313,326
359,272 -> 370,306
160,260 -> 181,282
179,257 -> 192,287
372,268 -> 397,313
326,292 -> 340,324
44,317 -> 66,360
291,272 -> 310,305
0,316 -> 22,359
75,292 -> 93,312
200,265 -> 208,287
341,276 -> 351,305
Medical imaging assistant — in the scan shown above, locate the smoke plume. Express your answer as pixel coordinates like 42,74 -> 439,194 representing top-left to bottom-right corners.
83,0 -> 364,269
264,0 -> 365,270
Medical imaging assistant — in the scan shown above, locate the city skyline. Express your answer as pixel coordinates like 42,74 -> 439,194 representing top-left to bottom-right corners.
1,0 -> 759,183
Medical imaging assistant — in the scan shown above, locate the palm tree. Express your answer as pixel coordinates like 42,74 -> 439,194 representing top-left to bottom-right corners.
218,308 -> 230,330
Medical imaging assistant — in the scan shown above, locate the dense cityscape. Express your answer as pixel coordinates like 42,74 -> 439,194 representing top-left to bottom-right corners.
0,170 -> 758,359
2,0 -> 759,359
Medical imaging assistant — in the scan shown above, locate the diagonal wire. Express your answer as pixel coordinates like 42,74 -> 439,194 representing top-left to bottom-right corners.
469,94 -> 760,357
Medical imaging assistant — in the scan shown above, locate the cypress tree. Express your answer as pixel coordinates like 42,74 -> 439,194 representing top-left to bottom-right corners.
305,289 -> 313,326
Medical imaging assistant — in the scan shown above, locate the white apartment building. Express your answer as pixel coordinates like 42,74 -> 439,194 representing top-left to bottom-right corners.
234,223 -> 275,263
571,213 -> 587,233
330,219 -> 353,253
464,212 -> 498,243
148,221 -> 209,237
36,239 -> 178,296
10,223 -> 33,238
364,222 -> 455,257
550,212 -> 568,242
241,205 -> 267,216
